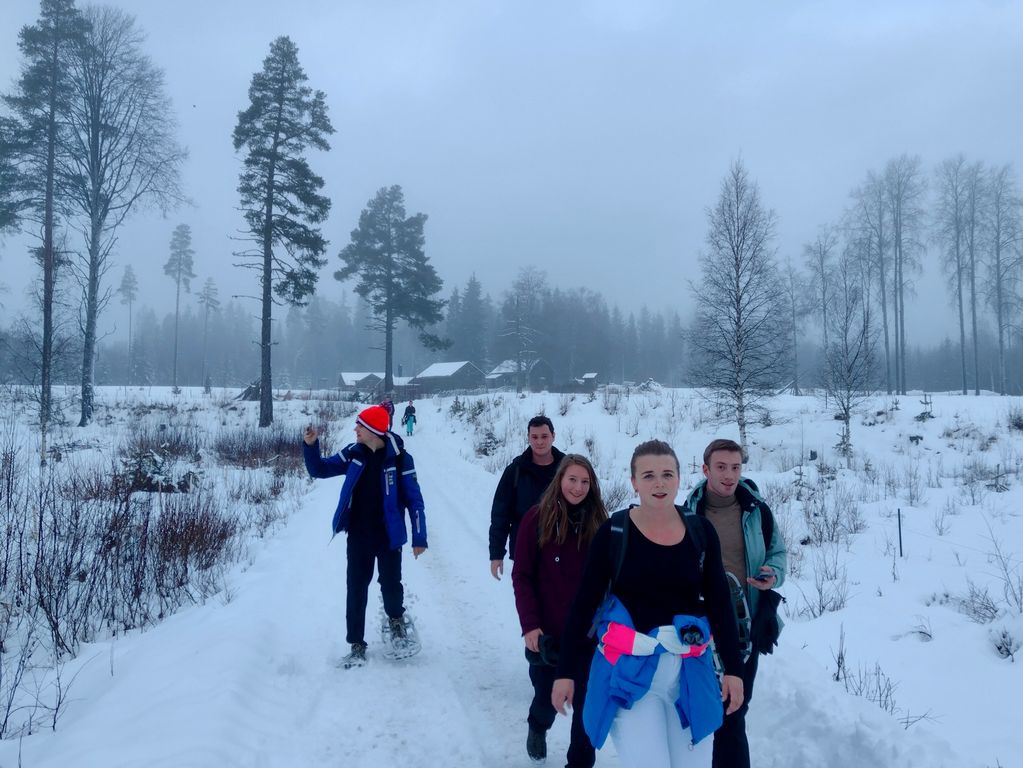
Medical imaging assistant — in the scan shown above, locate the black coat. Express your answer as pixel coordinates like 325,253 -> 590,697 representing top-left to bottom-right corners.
488,446 -> 565,561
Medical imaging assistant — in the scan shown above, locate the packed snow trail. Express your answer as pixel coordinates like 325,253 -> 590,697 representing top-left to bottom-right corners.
0,411 -> 968,767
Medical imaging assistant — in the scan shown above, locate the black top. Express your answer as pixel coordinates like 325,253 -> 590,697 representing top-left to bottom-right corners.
557,514 -> 743,681
349,447 -> 386,537
488,447 -> 566,560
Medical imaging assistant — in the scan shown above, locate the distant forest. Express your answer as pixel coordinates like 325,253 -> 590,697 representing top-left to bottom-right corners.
1,264 -> 1020,395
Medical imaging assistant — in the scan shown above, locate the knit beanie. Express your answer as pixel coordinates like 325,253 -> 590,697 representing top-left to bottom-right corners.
357,405 -> 390,436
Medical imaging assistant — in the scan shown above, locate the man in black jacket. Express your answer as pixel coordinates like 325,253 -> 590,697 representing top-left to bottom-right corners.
488,416 -> 564,580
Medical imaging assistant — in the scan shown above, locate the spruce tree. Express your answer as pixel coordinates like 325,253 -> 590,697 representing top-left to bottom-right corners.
233,36 -> 333,426
197,278 -> 220,392
336,185 -> 446,391
118,265 -> 138,383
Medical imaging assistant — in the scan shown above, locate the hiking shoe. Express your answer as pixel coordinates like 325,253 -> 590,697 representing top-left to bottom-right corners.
341,642 -> 368,669
389,617 -> 407,641
526,725 -> 547,762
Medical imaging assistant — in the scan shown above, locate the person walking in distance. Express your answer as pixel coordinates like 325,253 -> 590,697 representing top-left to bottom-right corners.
378,394 -> 395,429
512,454 -> 607,765
401,400 -> 417,436
489,416 -> 564,580
303,405 -> 427,668
682,438 -> 786,768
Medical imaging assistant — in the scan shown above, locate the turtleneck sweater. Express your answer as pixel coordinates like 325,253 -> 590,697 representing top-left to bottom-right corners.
704,489 -> 747,588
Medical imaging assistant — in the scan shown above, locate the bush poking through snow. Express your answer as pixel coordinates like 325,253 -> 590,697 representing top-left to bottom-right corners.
990,626 -> 1020,660
213,423 -> 304,471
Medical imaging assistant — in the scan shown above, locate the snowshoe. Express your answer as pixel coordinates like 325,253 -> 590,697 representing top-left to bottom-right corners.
380,613 -> 421,660
340,642 -> 368,669
725,571 -> 753,662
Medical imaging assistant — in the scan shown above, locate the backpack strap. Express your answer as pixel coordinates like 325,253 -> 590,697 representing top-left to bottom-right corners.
607,508 -> 631,590
677,505 -> 706,590
738,477 -> 774,552
394,449 -> 406,509
760,506 -> 775,552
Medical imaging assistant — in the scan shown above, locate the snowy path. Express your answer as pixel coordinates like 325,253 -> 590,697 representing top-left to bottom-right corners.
0,414 -> 971,767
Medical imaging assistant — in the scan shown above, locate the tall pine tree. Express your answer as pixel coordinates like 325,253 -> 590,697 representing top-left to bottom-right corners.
336,185 -> 446,392
233,36 -> 333,426
164,223 -> 196,390
3,0 -> 89,459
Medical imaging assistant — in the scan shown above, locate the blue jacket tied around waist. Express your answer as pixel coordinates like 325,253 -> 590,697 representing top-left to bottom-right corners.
583,595 -> 723,748
303,432 -> 427,550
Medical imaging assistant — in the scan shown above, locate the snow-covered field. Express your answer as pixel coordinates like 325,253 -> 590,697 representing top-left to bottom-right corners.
0,385 -> 1020,768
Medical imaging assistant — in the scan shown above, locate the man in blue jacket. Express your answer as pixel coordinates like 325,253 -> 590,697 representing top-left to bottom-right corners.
303,405 -> 427,669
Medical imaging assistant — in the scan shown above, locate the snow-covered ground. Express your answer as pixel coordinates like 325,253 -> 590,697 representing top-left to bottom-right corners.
0,386 -> 1020,767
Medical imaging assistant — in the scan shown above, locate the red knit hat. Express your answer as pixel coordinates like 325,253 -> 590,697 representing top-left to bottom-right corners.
357,405 -> 390,436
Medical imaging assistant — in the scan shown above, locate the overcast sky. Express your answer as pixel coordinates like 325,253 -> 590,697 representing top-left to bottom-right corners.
1,0 -> 1022,346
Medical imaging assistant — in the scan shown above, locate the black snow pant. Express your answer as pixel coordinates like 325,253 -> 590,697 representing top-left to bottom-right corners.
712,649 -> 760,768
345,531 -> 404,645
527,660 -> 595,768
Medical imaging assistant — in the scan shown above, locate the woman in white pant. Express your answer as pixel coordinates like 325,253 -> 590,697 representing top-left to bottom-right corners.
552,440 -> 745,767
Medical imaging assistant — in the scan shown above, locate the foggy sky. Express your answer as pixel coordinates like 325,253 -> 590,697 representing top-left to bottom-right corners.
1,0 -> 1022,347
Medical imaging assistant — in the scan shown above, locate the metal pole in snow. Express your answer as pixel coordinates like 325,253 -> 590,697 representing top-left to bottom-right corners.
897,507 -> 903,558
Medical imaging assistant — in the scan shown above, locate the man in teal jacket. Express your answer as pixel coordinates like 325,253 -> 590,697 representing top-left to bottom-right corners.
683,438 -> 786,768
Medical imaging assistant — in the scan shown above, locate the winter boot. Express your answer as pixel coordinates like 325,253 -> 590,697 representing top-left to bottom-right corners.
389,617 -> 407,642
526,725 -> 547,762
341,642 -> 368,669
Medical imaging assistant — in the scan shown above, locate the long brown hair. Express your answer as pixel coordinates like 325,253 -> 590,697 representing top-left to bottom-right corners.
536,454 -> 608,548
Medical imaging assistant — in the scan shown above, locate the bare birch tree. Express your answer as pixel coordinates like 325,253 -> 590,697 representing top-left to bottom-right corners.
848,172 -> 892,393
984,165 -> 1023,395
804,225 -> 838,353
689,159 -> 788,457
963,161 -> 986,395
780,258 -> 812,394
884,154 -> 926,395
934,154 -> 971,395
822,246 -> 877,463
61,6 -> 184,425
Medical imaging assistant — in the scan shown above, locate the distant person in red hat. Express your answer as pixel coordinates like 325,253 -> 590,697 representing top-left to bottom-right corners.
303,404 -> 428,668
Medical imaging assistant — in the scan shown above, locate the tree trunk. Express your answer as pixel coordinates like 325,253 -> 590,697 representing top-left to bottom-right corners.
201,303 -> 209,391
78,216 -> 101,426
39,31 -> 61,464
878,247 -> 892,394
172,278 -> 181,389
956,267 -> 967,396
736,387 -> 749,462
790,291 -> 800,396
127,297 -> 133,385
969,245 -> 979,396
259,217 -> 274,427
257,129 -> 280,427
995,245 -> 1006,395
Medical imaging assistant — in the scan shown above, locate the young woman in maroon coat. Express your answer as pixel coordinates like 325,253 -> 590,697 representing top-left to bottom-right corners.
512,454 -> 608,767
